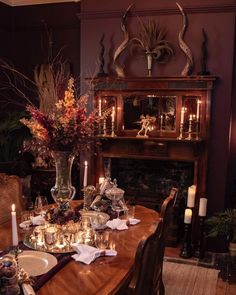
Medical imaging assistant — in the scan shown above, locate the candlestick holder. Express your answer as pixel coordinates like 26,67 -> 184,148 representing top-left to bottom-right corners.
195,119 -> 200,140
83,189 -> 90,211
193,217 -> 206,258
111,120 -> 117,137
103,119 -> 107,136
180,223 -> 192,258
186,119 -> 193,140
177,123 -> 184,140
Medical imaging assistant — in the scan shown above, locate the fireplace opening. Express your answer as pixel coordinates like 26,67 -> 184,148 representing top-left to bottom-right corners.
104,157 -> 194,245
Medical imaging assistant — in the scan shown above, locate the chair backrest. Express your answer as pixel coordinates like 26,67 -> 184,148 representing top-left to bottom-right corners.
127,219 -> 164,295
160,187 -> 178,244
0,173 -> 23,224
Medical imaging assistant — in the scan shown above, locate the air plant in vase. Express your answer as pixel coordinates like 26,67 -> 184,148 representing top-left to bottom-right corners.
131,18 -> 174,76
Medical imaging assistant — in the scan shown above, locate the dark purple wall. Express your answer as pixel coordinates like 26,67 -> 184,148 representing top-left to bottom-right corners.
80,0 -> 236,214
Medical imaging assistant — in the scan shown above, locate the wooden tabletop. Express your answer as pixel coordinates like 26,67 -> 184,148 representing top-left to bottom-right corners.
0,205 -> 159,295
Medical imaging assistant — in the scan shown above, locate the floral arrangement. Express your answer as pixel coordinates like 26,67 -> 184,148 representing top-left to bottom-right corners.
20,77 -> 96,155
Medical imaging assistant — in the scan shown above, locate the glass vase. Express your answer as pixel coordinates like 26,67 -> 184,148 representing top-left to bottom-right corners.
51,150 -> 76,210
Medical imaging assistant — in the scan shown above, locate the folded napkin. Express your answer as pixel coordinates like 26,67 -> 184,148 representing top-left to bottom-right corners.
106,218 -> 128,230
19,215 -> 45,229
22,283 -> 36,295
72,244 -> 117,265
128,218 -> 141,225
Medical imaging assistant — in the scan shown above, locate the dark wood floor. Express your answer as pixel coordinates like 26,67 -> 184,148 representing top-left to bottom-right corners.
165,247 -> 236,295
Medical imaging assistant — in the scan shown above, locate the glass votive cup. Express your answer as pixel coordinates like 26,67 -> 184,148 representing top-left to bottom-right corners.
124,205 -> 135,219
94,231 -> 110,250
44,226 -> 58,247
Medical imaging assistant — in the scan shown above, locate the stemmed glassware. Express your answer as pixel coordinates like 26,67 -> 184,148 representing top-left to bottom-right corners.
111,199 -> 123,219
34,193 -> 48,215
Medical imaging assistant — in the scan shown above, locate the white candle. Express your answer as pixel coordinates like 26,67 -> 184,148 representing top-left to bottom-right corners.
160,115 -> 163,130
180,107 -> 185,124
196,100 -> 201,120
98,98 -> 102,117
184,208 -> 192,224
199,198 -> 208,217
11,204 -> 18,246
111,106 -> 115,123
99,177 -> 105,184
187,185 -> 196,208
83,161 -> 88,187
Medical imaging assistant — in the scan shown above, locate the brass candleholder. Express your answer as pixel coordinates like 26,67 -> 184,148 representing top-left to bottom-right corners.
178,123 -> 184,140
111,121 -> 117,137
103,119 -> 107,136
195,119 -> 200,140
186,118 -> 193,140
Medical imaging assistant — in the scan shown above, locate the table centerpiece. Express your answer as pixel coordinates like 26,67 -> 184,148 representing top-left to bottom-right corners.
20,77 -> 96,210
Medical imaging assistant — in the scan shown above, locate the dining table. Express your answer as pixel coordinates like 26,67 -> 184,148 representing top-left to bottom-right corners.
0,202 -> 160,295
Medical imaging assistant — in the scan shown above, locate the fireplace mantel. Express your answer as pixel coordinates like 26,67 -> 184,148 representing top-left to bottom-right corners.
89,76 -> 217,206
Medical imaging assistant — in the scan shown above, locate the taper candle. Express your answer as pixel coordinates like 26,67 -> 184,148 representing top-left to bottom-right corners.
196,100 -> 201,120
11,204 -> 18,246
180,107 -> 185,124
187,185 -> 196,208
99,177 -> 105,184
111,106 -> 115,123
83,161 -> 88,187
184,208 -> 192,224
98,98 -> 102,117
199,198 -> 208,216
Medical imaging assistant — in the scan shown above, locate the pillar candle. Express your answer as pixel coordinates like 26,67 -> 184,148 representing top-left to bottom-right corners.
187,185 -> 196,208
184,208 -> 192,224
98,98 -> 102,117
83,161 -> 88,187
11,204 -> 18,246
180,107 -> 185,124
196,100 -> 201,120
111,106 -> 115,123
199,198 -> 208,217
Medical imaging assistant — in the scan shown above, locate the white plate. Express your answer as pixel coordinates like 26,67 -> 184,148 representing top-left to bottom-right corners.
18,250 -> 57,276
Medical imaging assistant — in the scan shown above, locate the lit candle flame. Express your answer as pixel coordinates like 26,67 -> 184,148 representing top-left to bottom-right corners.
11,204 -> 15,212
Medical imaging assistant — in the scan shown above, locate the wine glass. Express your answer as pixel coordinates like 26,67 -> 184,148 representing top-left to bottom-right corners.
34,193 -> 48,216
111,199 -> 123,219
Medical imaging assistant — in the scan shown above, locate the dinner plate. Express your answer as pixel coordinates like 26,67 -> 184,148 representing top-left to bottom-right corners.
18,250 -> 57,276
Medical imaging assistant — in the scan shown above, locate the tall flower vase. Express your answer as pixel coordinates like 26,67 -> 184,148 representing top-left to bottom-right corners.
147,53 -> 153,76
51,150 -> 76,210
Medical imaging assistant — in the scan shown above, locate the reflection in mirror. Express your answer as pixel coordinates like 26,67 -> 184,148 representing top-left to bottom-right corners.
183,96 -> 201,133
123,95 -> 176,132
98,96 -> 116,136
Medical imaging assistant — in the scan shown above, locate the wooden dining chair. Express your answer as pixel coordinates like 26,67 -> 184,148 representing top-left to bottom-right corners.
122,219 -> 164,295
117,187 -> 178,295
0,173 -> 24,224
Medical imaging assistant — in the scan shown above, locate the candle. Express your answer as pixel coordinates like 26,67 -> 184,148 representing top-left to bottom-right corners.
98,98 -> 102,117
99,177 -> 105,184
11,204 -> 18,246
196,100 -> 201,120
160,115 -> 163,130
83,161 -> 88,187
199,198 -> 208,217
180,107 -> 185,124
187,185 -> 196,208
184,208 -> 192,224
111,106 -> 115,123
189,114 -> 193,121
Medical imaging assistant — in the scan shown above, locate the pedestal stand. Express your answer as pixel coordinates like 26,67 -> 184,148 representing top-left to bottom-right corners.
193,217 -> 205,258
178,123 -> 184,140
180,224 -> 192,258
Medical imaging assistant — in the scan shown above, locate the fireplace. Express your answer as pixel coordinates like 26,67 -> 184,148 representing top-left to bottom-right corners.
90,76 -> 216,245
109,158 -> 194,210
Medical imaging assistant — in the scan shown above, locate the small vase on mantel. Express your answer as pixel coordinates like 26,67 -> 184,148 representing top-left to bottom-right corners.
146,52 -> 153,76
50,150 -> 76,210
